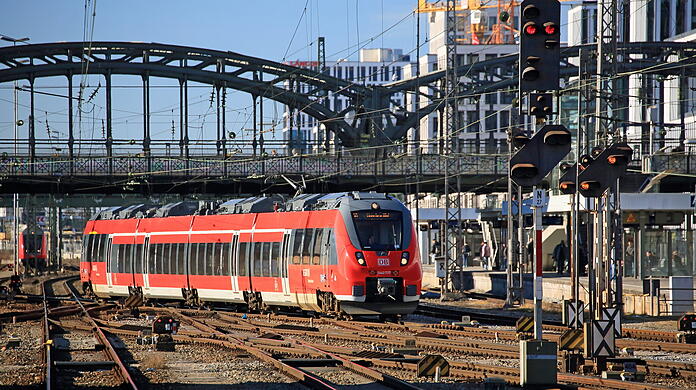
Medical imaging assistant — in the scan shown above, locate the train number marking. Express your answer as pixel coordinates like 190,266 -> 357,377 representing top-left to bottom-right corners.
302,269 -> 310,277
378,258 -> 390,266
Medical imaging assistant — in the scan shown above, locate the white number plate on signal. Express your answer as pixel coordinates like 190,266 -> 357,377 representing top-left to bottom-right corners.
378,258 -> 390,266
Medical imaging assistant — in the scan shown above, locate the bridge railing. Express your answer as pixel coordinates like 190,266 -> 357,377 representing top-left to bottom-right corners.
0,153 -> 506,178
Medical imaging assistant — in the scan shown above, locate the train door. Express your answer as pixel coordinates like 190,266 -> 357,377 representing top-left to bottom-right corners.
105,236 -> 114,293
131,235 -> 146,289
321,228 -> 331,290
281,231 -> 291,297
142,236 -> 151,294
230,234 -> 239,292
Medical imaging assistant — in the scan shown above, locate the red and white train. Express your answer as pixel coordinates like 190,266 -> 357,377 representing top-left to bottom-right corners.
19,226 -> 48,271
80,192 -> 421,316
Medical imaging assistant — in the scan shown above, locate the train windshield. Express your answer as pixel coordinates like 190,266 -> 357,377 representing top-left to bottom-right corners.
24,234 -> 42,253
351,210 -> 403,251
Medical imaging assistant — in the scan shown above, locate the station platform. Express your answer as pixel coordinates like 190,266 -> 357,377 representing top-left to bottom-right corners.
422,264 -> 696,315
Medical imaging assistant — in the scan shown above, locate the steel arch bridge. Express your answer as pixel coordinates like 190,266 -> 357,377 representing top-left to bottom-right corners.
0,41 -> 695,195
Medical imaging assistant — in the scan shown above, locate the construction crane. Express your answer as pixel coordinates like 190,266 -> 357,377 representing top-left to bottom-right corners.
416,0 -> 577,45
416,0 -> 518,44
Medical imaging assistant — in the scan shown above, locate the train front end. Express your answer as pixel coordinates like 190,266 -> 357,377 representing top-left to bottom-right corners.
334,193 -> 421,316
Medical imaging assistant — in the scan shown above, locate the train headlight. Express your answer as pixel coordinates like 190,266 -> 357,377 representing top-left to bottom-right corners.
355,252 -> 366,266
400,252 -> 409,266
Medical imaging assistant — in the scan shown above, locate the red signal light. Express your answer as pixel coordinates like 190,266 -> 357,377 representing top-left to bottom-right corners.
524,23 -> 539,35
560,183 -> 569,190
608,155 -> 617,164
580,182 -> 591,190
544,23 -> 558,35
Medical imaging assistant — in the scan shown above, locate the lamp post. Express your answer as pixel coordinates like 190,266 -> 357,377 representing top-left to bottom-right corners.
2,35 -> 29,275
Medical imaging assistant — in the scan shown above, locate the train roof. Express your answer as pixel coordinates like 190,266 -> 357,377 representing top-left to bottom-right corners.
90,192 -> 396,221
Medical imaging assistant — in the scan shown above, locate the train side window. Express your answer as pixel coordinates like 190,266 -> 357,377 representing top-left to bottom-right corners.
328,229 -> 338,265
148,242 -> 156,274
178,243 -> 187,275
123,244 -> 132,274
187,243 -> 196,275
169,243 -> 177,275
110,243 -> 119,273
291,230 -> 303,265
270,242 -> 280,277
302,228 -> 314,265
312,229 -> 324,265
133,244 -> 142,274
197,243 -> 207,275
83,235 -> 92,262
251,242 -> 261,276
238,242 -> 248,276
99,235 -> 109,261
261,242 -> 271,277
221,242 -> 231,276
208,243 -> 218,276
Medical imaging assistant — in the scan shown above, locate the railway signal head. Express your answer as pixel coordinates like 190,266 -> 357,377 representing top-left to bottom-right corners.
577,142 -> 634,197
529,92 -> 554,118
510,124 -> 571,187
558,162 -> 576,194
519,0 -> 561,93
509,128 -> 531,149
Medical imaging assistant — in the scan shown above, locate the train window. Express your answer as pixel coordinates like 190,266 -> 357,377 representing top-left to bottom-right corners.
238,242 -> 248,276
291,230 -> 303,265
208,243 -> 218,276
312,229 -> 324,265
99,235 -> 109,261
221,242 -> 231,276
123,244 -> 132,274
148,242 -> 156,274
110,244 -> 119,273
177,243 -> 187,275
270,242 -> 280,277
83,235 -> 92,262
302,229 -> 314,265
252,242 -> 261,276
197,243 -> 207,275
328,229 -> 338,265
351,210 -> 403,251
261,242 -> 271,277
133,244 -> 143,274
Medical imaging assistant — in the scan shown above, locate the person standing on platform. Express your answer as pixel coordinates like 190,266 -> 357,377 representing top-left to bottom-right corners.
462,242 -> 471,267
480,241 -> 491,270
430,238 -> 441,265
553,240 -> 567,275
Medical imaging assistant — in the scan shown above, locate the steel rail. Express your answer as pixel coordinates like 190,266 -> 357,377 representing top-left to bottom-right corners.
41,280 -> 53,390
63,280 -> 139,390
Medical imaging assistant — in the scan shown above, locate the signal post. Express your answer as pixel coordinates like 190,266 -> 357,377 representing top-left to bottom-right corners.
515,0 -> 565,385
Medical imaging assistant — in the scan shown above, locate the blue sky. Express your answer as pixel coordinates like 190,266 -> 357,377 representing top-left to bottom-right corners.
0,1 -> 422,151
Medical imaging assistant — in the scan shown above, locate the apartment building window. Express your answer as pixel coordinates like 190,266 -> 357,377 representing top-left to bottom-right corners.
501,89 -> 513,104
456,54 -> 466,67
485,111 -> 497,132
347,66 -> 354,81
500,111 -> 509,131
337,67 -> 343,79
432,63 -> 438,72
393,66 -> 401,80
677,0 -> 686,34
369,66 -> 378,82
360,66 -> 366,80
467,54 -> 478,64
382,66 -> 389,81
485,91 -> 498,105
432,117 -> 439,138
660,0 -> 671,40
335,99 -> 343,112
466,111 -> 480,133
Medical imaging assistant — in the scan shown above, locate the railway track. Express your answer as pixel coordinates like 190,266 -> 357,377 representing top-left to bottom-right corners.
42,278 -> 139,389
